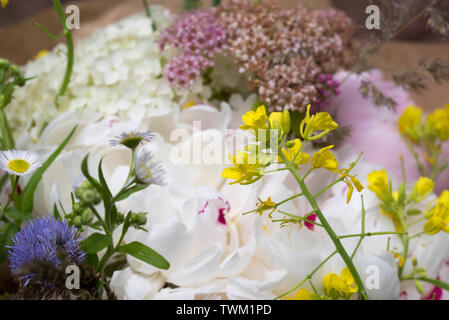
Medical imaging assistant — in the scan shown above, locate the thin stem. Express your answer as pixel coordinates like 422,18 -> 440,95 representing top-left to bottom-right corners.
96,244 -> 114,273
0,109 -> 15,149
275,250 -> 338,300
279,151 -> 368,300
52,0 -> 74,109
352,195 -> 366,258
278,210 -> 323,228
3,175 -> 19,212
409,231 -> 425,240
314,178 -> 343,198
401,276 -> 449,293
408,216 -> 426,227
397,210 -> 409,278
338,231 -> 405,239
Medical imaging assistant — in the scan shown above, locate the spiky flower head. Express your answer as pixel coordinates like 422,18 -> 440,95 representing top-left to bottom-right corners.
8,217 -> 86,285
109,131 -> 155,149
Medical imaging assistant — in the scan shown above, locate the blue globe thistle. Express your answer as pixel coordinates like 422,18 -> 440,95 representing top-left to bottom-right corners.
8,217 -> 86,285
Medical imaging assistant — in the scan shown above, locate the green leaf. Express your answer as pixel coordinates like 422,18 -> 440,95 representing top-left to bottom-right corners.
0,223 -> 18,262
81,155 -> 111,209
53,203 -> 62,220
81,233 -> 111,254
114,184 -> 149,202
17,125 -> 77,214
116,241 -> 170,270
85,253 -> 99,268
5,207 -> 31,225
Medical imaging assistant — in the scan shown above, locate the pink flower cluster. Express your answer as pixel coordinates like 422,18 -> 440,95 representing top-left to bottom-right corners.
158,10 -> 227,88
311,74 -> 341,112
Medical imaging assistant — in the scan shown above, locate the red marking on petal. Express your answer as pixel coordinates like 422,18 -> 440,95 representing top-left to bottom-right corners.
422,286 -> 442,300
305,214 -> 317,231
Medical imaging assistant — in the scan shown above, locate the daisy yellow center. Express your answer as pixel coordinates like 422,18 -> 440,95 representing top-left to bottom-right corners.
8,159 -> 30,173
140,164 -> 152,179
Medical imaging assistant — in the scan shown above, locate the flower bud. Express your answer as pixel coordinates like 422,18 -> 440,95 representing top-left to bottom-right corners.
131,212 -> 147,226
411,177 -> 434,203
81,208 -> 94,224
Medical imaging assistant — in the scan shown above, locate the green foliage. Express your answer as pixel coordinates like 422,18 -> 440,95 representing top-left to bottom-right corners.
116,242 -> 170,270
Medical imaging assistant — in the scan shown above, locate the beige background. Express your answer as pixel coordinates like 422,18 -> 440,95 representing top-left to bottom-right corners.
0,0 -> 448,110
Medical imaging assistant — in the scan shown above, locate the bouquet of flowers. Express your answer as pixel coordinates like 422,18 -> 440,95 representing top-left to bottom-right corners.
1,0 -> 449,300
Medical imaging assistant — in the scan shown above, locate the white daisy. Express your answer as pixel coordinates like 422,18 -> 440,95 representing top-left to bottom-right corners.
109,130 -> 155,149
0,150 -> 41,176
134,149 -> 167,186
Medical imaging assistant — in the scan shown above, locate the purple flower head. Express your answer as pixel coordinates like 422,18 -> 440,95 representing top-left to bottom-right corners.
158,10 -> 227,58
8,217 -> 86,285
158,10 -> 227,88
164,54 -> 214,88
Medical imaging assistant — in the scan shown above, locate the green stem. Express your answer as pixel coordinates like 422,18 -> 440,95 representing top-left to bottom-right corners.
52,0 -> 74,109
314,178 -> 343,198
352,195 -> 366,259
275,250 -> 338,300
339,231 -> 405,239
397,210 -> 409,279
402,276 -> 449,293
0,108 -> 14,149
279,151 -> 368,300
96,244 -> 114,273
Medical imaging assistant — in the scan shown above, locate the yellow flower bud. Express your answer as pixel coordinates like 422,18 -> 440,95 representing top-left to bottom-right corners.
411,177 -> 434,202
1,0 -> 8,8
286,288 -> 313,300
311,145 -> 339,173
367,169 -> 390,202
426,108 -> 449,141
269,109 -> 291,136
424,190 -> 449,235
398,106 -> 423,143
323,267 -> 358,299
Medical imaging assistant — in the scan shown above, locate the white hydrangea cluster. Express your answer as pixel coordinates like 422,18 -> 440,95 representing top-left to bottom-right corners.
7,7 -> 215,139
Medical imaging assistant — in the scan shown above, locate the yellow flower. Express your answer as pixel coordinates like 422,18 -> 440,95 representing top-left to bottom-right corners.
286,288 -> 313,300
256,197 -> 277,217
222,151 -> 266,185
240,105 -> 268,132
426,107 -> 449,141
311,145 -> 339,173
1,0 -> 8,8
398,106 -> 423,143
424,190 -> 449,235
367,169 -> 390,202
411,177 -> 434,203
323,267 -> 358,299
268,109 -> 291,137
182,100 -> 196,109
300,105 -> 338,140
340,168 -> 364,204
279,139 -> 310,166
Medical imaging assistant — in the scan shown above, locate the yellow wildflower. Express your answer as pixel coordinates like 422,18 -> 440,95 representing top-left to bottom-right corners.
1,0 -> 8,8
286,288 -> 313,300
268,109 -> 291,137
300,105 -> 338,140
426,107 -> 449,141
222,151 -> 266,185
323,267 -> 358,299
311,145 -> 339,173
411,177 -> 434,203
398,106 -> 423,143
367,169 -> 390,202
240,105 -> 268,132
280,139 -> 310,166
340,168 -> 364,204
424,190 -> 449,235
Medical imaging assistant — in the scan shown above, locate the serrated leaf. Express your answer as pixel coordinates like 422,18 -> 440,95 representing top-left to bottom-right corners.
116,241 -> 169,270
81,233 -> 110,254
17,126 -> 77,214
